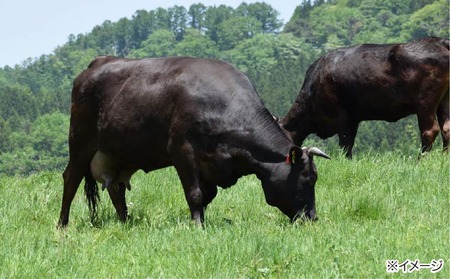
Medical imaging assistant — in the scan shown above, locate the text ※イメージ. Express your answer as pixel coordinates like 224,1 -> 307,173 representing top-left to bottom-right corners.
386,259 -> 444,273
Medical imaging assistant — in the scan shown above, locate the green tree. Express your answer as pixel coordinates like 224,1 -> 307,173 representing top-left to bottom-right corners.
309,5 -> 364,47
80,20 -> 116,54
283,0 -> 320,40
204,5 -> 233,43
217,16 -> 262,50
236,2 -> 282,33
188,3 -> 207,31
0,82 -> 39,120
114,17 -> 133,57
258,34 -> 318,115
154,8 -> 171,30
129,29 -> 176,58
169,6 -> 188,40
408,0 -> 435,12
0,112 -> 69,175
0,118 -> 11,153
222,34 -> 276,74
130,10 -> 157,49
170,29 -> 219,57
401,0 -> 449,39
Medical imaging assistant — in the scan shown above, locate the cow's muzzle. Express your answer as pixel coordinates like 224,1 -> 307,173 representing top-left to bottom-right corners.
291,208 -> 318,223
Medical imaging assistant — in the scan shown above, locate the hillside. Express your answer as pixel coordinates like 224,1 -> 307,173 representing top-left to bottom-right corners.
0,0 -> 448,175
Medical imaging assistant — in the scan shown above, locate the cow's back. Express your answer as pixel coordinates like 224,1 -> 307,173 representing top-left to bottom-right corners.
303,38 -> 449,122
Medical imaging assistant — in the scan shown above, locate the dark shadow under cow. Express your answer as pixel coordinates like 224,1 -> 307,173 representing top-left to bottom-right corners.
280,37 -> 450,158
58,56 -> 330,227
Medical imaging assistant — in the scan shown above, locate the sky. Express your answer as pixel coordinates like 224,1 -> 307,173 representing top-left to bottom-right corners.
0,0 -> 300,68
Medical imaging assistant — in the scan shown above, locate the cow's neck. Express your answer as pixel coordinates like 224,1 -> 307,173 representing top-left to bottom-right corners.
225,126 -> 292,180
280,98 -> 311,145
202,103 -> 294,183
229,113 -> 291,163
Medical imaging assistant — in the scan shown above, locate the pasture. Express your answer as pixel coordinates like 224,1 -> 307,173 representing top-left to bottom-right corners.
0,151 -> 448,278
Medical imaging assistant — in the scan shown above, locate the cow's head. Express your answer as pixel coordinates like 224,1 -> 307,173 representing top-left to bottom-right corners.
260,146 -> 330,222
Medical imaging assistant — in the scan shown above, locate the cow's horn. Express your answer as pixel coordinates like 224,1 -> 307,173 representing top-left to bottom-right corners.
303,147 -> 331,160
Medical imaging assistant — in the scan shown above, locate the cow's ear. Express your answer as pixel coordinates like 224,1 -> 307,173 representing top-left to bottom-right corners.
287,146 -> 301,165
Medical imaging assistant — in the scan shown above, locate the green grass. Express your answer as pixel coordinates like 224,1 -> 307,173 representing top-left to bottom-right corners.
0,151 -> 448,278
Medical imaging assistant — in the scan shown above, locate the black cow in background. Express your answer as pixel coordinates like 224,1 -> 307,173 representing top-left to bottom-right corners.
58,56 -> 330,227
280,37 -> 449,158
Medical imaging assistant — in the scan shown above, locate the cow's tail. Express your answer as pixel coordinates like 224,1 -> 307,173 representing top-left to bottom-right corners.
84,167 -> 100,223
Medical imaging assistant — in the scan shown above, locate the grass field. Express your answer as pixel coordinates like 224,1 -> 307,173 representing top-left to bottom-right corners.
0,151 -> 448,278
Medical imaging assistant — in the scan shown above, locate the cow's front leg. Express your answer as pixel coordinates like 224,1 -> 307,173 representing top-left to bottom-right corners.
179,174 -> 205,225
201,183 -> 218,210
184,185 -> 205,224
170,141 -> 206,225
417,111 -> 440,156
437,91 -> 449,152
338,120 -> 359,159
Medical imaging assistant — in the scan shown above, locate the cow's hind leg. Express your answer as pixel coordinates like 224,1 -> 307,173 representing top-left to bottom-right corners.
437,91 -> 450,152
106,183 -> 128,222
58,160 -> 86,227
417,110 -> 440,155
58,127 -> 97,227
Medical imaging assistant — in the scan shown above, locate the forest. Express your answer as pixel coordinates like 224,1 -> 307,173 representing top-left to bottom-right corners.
0,0 -> 448,175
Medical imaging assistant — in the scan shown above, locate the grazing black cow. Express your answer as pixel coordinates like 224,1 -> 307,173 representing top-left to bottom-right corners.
280,37 -> 449,158
58,56 -> 330,227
